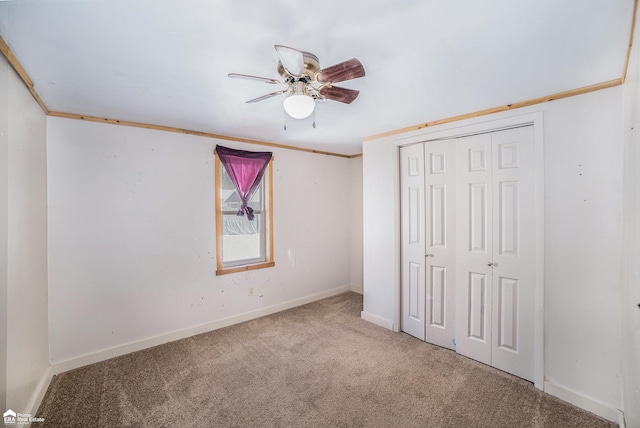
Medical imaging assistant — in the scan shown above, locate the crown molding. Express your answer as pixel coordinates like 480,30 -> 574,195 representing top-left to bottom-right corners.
0,35 -> 48,114
47,111 -> 352,158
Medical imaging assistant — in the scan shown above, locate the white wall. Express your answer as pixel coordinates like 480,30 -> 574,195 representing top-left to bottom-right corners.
0,55 -> 50,414
362,87 -> 624,417
349,156 -> 363,293
47,117 -> 353,365
622,8 -> 640,427
0,48 -> 8,415
362,139 -> 399,330
543,88 -> 623,414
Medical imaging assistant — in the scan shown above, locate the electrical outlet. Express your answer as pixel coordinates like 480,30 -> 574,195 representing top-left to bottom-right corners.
248,287 -> 254,297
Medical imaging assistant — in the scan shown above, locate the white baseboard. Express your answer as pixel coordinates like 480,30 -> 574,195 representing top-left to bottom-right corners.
360,310 -> 394,331
28,366 -> 53,417
544,380 -> 625,427
350,284 -> 363,294
51,285 -> 351,375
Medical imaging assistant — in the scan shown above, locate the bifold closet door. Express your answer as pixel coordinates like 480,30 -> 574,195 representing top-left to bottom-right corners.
400,143 -> 426,340
424,141 -> 457,350
455,126 -> 535,382
489,127 -> 535,381
455,133 -> 494,365
401,141 -> 457,350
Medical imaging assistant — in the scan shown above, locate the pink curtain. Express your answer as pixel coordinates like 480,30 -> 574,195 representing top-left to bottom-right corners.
216,145 -> 272,220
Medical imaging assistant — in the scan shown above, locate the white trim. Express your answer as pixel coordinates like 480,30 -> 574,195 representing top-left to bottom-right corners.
51,285 -> 351,375
350,284 -> 363,294
391,111 -> 544,147
393,146 -> 402,334
361,310 -> 395,330
27,366 -> 53,417
532,112 -> 545,391
393,110 -> 545,390
544,380 -> 626,427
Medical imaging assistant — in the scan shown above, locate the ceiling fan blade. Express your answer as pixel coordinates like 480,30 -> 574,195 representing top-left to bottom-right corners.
319,86 -> 360,104
228,73 -> 281,84
317,58 -> 365,84
246,90 -> 287,103
275,45 -> 304,77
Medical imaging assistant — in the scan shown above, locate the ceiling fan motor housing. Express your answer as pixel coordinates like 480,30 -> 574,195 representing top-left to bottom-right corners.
277,52 -> 320,79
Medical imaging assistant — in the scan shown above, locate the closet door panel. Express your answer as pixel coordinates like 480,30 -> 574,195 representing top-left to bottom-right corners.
401,144 -> 426,340
424,141 -> 456,350
490,126 -> 536,382
455,134 -> 493,365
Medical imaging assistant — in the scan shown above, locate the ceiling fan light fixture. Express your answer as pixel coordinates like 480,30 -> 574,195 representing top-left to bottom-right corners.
283,93 -> 315,119
283,81 -> 315,119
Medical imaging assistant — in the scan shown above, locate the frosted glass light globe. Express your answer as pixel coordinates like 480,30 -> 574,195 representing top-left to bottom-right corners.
283,94 -> 315,119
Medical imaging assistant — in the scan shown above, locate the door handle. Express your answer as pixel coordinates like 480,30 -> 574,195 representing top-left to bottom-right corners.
425,254 -> 433,258
487,262 -> 496,267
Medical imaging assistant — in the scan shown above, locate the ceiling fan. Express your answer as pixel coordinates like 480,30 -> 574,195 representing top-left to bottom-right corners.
228,45 -> 365,121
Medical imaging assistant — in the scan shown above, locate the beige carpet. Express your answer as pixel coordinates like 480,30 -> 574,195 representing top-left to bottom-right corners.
35,292 -> 616,427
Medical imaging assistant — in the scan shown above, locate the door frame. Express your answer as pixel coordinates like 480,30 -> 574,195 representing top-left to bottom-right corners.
395,111 -> 544,389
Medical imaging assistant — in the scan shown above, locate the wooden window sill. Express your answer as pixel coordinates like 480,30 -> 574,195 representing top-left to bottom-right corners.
216,261 -> 275,276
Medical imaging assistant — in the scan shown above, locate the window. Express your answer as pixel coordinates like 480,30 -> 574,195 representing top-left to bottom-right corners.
215,146 -> 274,275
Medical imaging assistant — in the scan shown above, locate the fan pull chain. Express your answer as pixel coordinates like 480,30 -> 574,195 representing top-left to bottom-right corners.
283,111 -> 287,131
312,109 -> 316,129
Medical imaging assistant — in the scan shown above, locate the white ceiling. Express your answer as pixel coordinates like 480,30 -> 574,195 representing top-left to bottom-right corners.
0,0 -> 635,155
